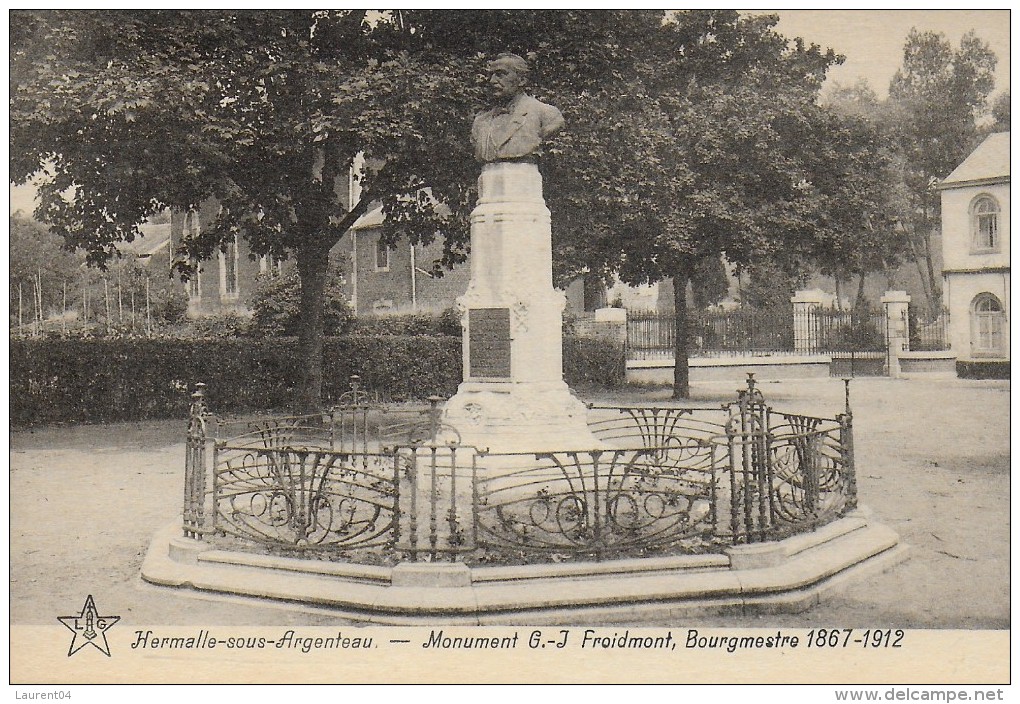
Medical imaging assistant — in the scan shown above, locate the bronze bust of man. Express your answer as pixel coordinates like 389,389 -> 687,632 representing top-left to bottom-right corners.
471,53 -> 564,163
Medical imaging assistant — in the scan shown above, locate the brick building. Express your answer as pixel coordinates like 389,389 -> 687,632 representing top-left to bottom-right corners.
345,206 -> 472,316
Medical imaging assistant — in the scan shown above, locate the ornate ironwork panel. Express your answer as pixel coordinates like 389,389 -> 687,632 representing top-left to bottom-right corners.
377,397 -> 463,449
213,446 -> 400,550
474,447 -> 721,559
588,405 -> 728,451
183,375 -> 859,563
212,414 -> 338,455
766,413 -> 856,537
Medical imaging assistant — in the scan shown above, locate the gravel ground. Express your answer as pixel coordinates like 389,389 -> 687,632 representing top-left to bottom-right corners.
9,376 -> 1010,628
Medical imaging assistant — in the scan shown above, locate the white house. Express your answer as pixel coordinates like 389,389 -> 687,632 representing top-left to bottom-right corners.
939,131 -> 1010,368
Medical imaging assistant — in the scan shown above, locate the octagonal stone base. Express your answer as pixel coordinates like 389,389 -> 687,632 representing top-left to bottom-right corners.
141,508 -> 907,625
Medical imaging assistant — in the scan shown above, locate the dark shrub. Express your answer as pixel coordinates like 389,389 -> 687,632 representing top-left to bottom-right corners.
248,268 -> 355,337
11,337 -> 460,426
563,334 -> 625,388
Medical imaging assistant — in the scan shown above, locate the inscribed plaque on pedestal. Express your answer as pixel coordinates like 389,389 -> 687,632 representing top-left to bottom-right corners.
468,308 -> 512,379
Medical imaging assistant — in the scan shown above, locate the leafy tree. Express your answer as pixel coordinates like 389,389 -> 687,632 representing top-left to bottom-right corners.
690,256 -> 731,310
810,83 -> 913,311
9,214 -> 83,312
545,11 -> 841,397
887,28 -> 997,315
11,10 -> 475,407
10,9 -> 668,408
737,261 -> 808,310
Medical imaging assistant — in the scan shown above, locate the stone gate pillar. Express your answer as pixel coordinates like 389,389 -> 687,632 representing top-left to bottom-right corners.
881,290 -> 911,378
791,289 -> 832,353
594,306 -> 628,346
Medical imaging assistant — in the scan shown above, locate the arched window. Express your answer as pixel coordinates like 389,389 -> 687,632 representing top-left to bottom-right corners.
219,234 -> 240,299
971,293 -> 1005,355
971,196 -> 1000,251
375,238 -> 391,272
184,211 -> 202,302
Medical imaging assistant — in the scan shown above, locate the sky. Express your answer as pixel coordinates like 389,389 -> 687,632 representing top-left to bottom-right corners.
9,9 -> 1012,216
762,9 -> 1010,99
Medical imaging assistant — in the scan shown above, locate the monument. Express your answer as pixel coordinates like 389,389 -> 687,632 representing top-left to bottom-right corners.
443,54 -> 599,452
141,53 -> 902,629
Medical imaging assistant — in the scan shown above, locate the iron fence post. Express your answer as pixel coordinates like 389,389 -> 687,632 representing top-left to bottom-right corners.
447,446 -> 459,561
840,379 -> 858,509
184,383 -> 209,540
210,440 -> 221,535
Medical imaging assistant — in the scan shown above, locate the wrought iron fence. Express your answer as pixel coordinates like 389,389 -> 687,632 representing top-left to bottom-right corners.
472,446 -> 721,559
627,308 -> 797,360
585,377 -> 856,548
909,308 -> 951,351
182,378 -> 459,554
804,306 -> 887,354
627,306 -> 895,361
182,376 -> 857,563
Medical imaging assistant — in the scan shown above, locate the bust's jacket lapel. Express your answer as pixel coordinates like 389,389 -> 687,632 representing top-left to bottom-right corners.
497,97 -> 531,148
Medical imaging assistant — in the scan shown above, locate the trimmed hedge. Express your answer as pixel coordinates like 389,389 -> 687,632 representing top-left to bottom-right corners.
11,335 -> 624,426
352,309 -> 461,337
11,337 -> 461,426
957,360 -> 1010,380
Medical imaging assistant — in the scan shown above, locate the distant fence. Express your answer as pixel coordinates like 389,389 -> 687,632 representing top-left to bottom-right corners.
627,306 -> 895,360
909,309 -> 951,352
627,308 -> 795,360
10,273 -> 170,339
805,307 -> 888,354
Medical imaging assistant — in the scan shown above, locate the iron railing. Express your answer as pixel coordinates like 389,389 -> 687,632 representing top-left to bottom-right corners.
627,306 -> 894,360
909,308 -> 951,351
182,375 -> 857,563
807,307 -> 887,354
627,308 -> 796,360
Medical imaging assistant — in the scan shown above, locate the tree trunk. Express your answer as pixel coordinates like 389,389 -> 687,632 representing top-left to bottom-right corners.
672,265 -> 692,400
582,272 -> 607,312
295,241 -> 331,412
905,218 -> 936,316
918,224 -> 941,315
854,271 -> 867,312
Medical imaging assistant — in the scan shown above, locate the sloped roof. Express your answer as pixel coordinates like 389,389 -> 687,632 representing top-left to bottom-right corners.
352,205 -> 385,230
941,132 -> 1009,187
117,222 -> 171,257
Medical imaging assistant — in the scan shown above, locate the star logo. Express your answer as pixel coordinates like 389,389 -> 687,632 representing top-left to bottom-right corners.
57,595 -> 120,657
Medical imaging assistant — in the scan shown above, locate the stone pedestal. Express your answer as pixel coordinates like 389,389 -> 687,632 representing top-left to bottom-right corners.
443,163 -> 598,453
